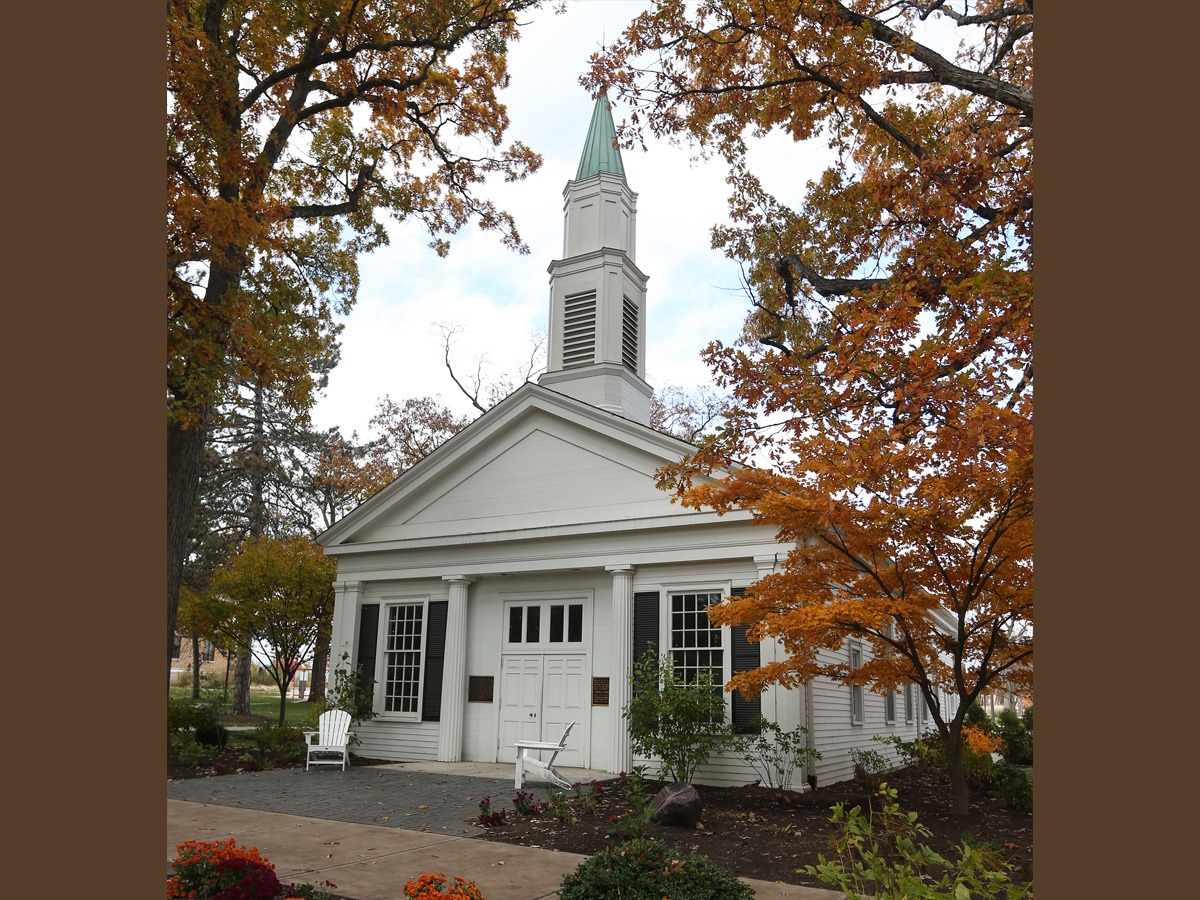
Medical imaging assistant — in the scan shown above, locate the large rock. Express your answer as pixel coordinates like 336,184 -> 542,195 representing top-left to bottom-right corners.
649,782 -> 703,828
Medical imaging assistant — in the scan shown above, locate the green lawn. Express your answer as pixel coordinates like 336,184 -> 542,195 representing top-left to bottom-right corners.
168,686 -> 317,726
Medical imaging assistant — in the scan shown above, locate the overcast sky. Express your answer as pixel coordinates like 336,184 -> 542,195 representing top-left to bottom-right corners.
310,0 -> 832,439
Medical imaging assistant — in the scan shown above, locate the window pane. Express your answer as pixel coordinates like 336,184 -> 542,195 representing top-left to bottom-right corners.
384,604 -> 423,713
670,592 -> 723,687
508,606 -> 523,643
568,604 -> 583,642
527,605 -> 541,643
550,605 -> 564,642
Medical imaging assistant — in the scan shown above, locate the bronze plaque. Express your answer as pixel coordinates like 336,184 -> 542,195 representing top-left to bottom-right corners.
591,676 -> 610,706
467,675 -> 494,703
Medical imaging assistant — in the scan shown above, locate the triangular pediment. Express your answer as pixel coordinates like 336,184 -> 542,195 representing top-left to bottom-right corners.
320,384 -> 708,549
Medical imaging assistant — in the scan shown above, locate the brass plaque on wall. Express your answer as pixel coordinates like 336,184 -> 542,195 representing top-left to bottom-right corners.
468,675 -> 494,703
591,676 -> 610,706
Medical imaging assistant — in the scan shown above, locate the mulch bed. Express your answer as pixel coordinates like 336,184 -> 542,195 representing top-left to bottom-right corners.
474,766 -> 1032,892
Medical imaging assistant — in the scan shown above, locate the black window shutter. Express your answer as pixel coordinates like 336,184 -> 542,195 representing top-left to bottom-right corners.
633,592 -> 660,665
422,601 -> 449,722
356,604 -> 380,718
632,591 -> 660,695
729,588 -> 762,733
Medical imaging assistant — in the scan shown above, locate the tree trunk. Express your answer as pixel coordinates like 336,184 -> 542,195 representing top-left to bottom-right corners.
167,411 -> 209,684
278,678 -> 291,725
232,651 -> 252,716
308,649 -> 327,704
191,634 -> 202,699
944,725 -> 971,816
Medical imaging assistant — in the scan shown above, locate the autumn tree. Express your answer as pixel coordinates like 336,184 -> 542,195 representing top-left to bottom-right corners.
308,428 -> 393,532
650,384 -> 732,443
367,395 -> 471,475
200,535 -> 338,724
182,336 -> 342,711
591,1 -> 1032,815
167,0 -> 545,678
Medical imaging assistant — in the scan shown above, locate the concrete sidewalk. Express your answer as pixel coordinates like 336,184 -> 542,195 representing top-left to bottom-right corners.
167,761 -> 842,899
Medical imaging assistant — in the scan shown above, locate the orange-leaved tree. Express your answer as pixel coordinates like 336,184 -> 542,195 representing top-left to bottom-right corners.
202,534 -> 338,724
590,1 -> 1032,815
167,0 -> 546,677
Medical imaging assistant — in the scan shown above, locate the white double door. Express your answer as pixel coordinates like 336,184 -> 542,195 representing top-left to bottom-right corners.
497,653 -> 588,767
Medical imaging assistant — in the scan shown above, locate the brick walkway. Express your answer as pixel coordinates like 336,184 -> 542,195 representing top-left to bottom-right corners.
167,765 -> 575,836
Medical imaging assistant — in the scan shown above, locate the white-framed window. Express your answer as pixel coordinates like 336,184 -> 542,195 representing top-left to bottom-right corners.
201,639 -> 216,662
925,685 -> 938,724
504,599 -> 586,648
669,590 -> 724,685
381,601 -> 426,718
905,683 -> 916,723
849,640 -> 864,725
882,623 -> 895,723
171,632 -> 182,660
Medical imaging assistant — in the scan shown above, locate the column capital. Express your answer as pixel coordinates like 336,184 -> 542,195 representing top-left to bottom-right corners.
754,555 -> 779,577
605,564 -> 636,576
332,580 -> 364,593
441,575 -> 476,585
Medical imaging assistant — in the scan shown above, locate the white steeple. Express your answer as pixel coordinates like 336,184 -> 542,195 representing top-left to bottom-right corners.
538,95 -> 653,424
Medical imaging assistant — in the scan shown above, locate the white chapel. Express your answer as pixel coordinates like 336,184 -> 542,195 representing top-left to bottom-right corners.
318,96 -> 942,787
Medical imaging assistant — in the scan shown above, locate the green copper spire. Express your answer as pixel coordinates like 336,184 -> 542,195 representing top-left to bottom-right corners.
575,94 -> 626,181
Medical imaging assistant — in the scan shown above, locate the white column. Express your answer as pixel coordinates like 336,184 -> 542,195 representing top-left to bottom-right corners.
607,564 -> 636,774
438,575 -> 474,762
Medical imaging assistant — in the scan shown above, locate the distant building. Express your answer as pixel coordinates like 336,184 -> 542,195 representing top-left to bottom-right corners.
169,633 -> 233,685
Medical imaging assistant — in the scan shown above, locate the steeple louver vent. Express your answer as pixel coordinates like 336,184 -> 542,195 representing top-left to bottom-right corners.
621,297 -> 638,371
562,291 -> 597,368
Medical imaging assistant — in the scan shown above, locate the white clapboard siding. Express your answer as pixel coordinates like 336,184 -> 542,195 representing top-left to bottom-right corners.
352,720 -> 440,762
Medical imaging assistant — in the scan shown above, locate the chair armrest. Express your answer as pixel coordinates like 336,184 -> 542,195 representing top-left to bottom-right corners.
514,740 -> 566,751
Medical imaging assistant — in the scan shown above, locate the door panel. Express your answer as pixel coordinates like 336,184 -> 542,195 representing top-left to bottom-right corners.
498,655 -> 542,762
497,653 -> 589,767
542,654 -> 588,768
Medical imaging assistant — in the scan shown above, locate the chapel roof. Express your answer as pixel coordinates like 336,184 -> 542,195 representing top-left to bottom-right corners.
575,94 -> 626,181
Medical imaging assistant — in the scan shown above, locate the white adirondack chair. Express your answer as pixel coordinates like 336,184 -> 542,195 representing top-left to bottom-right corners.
514,721 -> 576,790
303,709 -> 354,771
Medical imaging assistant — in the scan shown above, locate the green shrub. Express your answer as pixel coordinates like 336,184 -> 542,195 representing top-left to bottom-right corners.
251,723 -> 307,765
989,763 -> 1033,810
1021,705 -> 1033,733
173,736 -> 209,766
850,745 -> 890,775
168,695 -> 224,735
195,720 -> 230,747
166,696 -> 226,748
559,837 -> 753,900
806,783 -> 1032,899
996,708 -> 1032,765
965,701 -> 996,734
315,653 -> 379,735
624,651 -> 731,783
730,717 -> 821,790
881,727 -> 996,789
